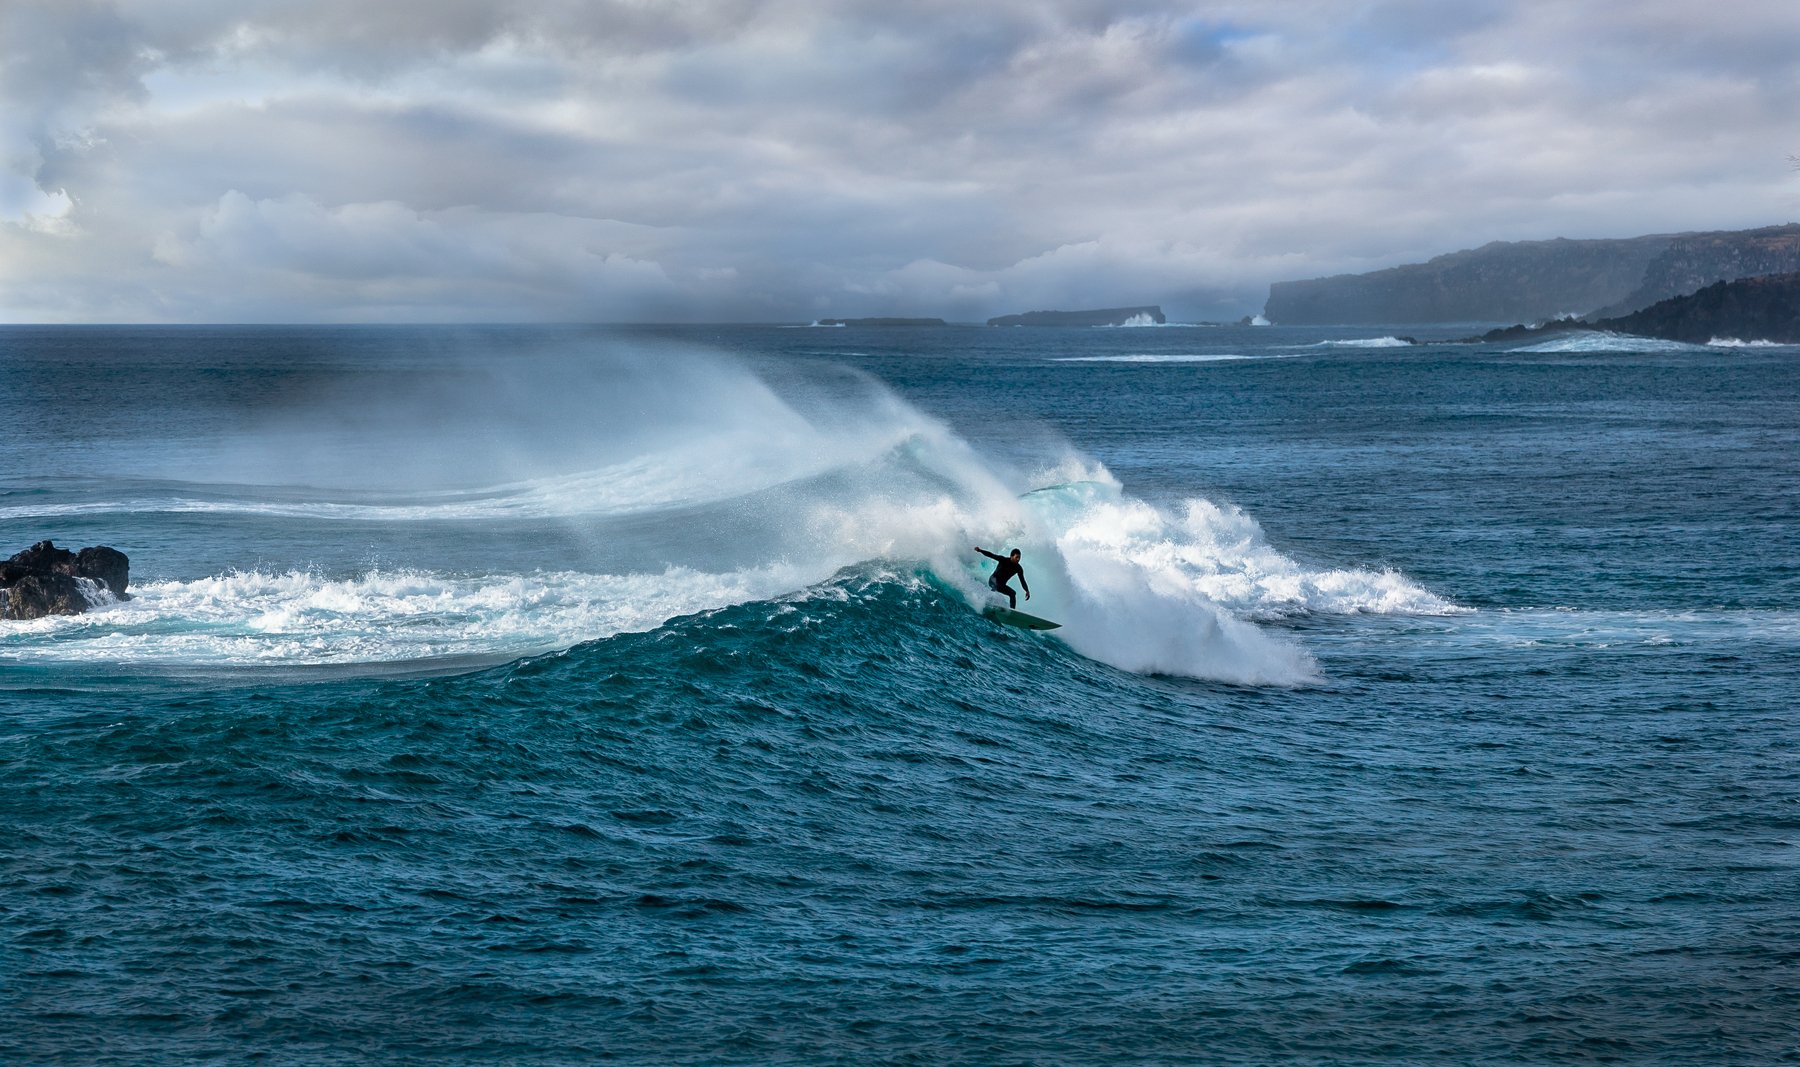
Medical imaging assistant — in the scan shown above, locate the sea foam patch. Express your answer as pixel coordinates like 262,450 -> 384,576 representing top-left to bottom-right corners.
0,565 -> 818,668
1511,332 -> 1704,354
1306,337 -> 1414,348
964,479 -> 1460,686
1707,337 -> 1789,348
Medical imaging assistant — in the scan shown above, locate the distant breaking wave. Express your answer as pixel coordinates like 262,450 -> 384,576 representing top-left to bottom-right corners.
1307,337 -> 1413,349
1511,332 -> 1705,354
1095,314 -> 1206,328
1707,337 -> 1788,348
1011,480 -> 1458,682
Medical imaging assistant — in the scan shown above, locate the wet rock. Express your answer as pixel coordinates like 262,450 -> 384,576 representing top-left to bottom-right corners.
1,540 -> 130,620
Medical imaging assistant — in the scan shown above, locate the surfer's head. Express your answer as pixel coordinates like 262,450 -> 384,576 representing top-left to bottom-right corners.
1009,549 -> 1021,560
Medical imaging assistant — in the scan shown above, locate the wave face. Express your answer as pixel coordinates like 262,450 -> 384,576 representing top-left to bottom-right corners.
1096,313 -> 1206,328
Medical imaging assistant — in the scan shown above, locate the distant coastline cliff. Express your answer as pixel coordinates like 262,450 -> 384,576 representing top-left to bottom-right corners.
987,306 -> 1165,327
1265,224 -> 1800,324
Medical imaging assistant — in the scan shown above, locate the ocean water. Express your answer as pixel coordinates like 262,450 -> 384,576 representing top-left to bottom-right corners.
4,323 -> 1798,1064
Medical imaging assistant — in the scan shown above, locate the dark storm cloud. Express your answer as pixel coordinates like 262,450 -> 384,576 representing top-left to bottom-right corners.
2,0 -> 1797,322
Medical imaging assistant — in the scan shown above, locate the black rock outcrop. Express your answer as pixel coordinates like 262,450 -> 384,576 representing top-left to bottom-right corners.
1468,272 -> 1800,346
987,306 -> 1165,327
1599,272 -> 1800,344
1,541 -> 130,620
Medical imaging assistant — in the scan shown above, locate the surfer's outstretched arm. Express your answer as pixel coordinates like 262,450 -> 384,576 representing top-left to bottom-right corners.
1020,574 -> 1030,600
974,547 -> 1005,562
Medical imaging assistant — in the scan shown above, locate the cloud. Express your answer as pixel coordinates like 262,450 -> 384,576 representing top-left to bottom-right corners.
3,1 -> 1799,322
140,190 -> 684,320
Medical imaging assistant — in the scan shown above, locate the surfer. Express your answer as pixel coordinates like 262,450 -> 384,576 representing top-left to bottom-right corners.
974,546 -> 1030,609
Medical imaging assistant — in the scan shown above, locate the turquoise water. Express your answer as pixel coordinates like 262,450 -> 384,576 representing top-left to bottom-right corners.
4,324 -> 1798,1063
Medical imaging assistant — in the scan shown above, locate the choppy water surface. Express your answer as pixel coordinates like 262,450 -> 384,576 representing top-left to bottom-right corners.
4,324 -> 1798,1063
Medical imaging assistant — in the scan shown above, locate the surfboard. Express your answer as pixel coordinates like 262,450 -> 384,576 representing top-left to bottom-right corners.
983,605 -> 1061,630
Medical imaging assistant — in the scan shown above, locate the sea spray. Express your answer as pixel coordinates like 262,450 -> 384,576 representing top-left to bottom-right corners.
969,481 -> 1455,684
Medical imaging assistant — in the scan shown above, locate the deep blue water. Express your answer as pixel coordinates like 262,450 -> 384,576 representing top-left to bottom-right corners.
4,323 -> 1798,1064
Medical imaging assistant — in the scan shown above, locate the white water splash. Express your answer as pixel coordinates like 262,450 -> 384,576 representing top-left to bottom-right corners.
954,480 -> 1459,686
1095,314 -> 1207,328
1511,332 -> 1703,354
1308,337 -> 1413,349
1707,337 -> 1788,348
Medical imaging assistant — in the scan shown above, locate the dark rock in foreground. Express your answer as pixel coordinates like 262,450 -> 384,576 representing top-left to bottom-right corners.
2,540 -> 130,620
987,306 -> 1165,327
1468,272 -> 1800,346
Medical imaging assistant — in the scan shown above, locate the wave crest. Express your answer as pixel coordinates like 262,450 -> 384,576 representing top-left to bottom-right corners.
1511,332 -> 1703,354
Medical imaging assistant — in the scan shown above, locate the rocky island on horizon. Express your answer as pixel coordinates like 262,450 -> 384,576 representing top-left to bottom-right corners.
986,306 -> 1166,327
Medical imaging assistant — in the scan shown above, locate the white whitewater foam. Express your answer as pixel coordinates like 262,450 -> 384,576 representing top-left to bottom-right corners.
1095,315 -> 1205,328
955,479 -> 1460,686
1512,332 -> 1702,355
1309,337 -> 1413,349
0,565 -> 819,668
1707,337 -> 1787,348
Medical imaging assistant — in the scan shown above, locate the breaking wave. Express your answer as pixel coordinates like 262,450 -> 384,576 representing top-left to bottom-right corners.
1510,332 -> 1705,354
1707,337 -> 1789,348
1307,337 -> 1414,349
2,342 -> 1454,685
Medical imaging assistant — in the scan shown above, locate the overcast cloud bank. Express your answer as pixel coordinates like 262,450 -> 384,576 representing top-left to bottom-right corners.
3,0 -> 1798,323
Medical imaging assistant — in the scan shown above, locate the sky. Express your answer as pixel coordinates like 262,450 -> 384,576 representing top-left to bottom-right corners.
2,0 -> 1798,323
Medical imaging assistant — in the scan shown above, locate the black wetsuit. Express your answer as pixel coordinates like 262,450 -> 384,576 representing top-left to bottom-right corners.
977,549 -> 1028,609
